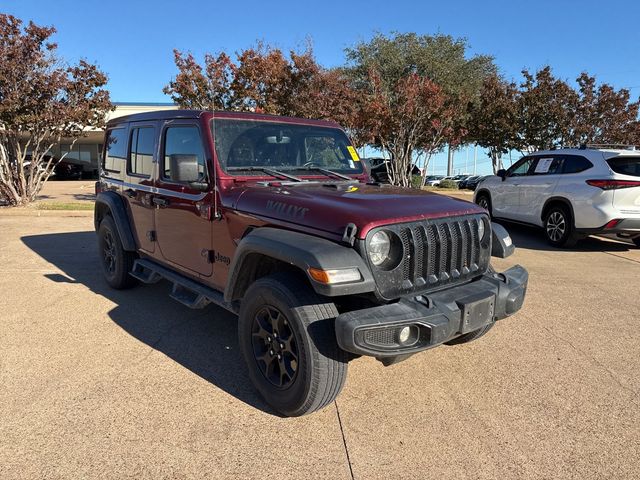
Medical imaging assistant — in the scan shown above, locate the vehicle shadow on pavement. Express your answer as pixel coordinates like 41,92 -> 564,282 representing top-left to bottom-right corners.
497,221 -> 637,253
22,231 -> 277,416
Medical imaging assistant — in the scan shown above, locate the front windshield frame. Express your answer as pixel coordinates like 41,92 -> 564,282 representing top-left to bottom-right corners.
210,118 -> 364,177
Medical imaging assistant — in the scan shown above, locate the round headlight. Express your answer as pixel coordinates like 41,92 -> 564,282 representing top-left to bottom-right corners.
478,218 -> 485,241
368,230 -> 391,266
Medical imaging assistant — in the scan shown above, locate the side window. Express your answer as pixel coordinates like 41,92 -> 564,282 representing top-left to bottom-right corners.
531,156 -> 563,175
103,128 -> 127,172
562,155 -> 593,174
163,126 -> 206,183
507,157 -> 535,177
128,127 -> 155,177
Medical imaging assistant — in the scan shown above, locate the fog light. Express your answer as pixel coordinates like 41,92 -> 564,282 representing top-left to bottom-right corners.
398,326 -> 412,344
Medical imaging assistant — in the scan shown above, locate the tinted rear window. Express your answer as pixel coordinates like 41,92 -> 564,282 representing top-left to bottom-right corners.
607,156 -> 640,177
562,155 -> 593,174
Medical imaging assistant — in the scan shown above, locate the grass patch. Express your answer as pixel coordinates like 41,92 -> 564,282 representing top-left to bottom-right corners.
34,202 -> 94,211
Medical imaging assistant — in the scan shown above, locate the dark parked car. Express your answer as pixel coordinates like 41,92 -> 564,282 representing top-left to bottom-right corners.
95,110 -> 528,416
54,159 -> 84,179
465,175 -> 490,191
362,157 -> 421,183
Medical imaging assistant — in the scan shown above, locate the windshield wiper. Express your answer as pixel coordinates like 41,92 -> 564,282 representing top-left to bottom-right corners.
285,166 -> 354,181
226,166 -> 304,182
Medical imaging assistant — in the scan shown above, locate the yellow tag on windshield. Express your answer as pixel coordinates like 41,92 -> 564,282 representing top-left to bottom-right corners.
347,146 -> 360,161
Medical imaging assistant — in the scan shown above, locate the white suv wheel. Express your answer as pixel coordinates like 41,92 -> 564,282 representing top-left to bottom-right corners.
546,211 -> 566,242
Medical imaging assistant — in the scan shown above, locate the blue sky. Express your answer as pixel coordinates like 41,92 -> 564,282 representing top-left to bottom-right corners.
4,0 -> 640,174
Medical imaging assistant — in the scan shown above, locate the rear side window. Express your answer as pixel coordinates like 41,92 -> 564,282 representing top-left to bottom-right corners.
128,127 -> 155,177
607,156 -> 640,177
103,128 -> 127,172
163,126 -> 206,182
561,155 -> 593,174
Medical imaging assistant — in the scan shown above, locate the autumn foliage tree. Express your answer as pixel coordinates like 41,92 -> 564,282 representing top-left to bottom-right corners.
0,14 -> 113,206
163,44 -> 359,131
469,67 -> 640,171
467,74 -> 520,172
358,69 -> 462,187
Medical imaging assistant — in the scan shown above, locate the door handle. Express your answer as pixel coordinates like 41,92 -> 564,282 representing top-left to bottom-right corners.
152,197 -> 169,207
124,188 -> 136,198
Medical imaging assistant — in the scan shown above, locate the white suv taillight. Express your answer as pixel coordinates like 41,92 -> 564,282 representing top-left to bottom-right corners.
585,179 -> 640,190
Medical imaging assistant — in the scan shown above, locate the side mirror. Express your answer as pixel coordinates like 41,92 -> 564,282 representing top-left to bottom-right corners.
491,223 -> 515,258
496,169 -> 507,181
169,154 -> 203,183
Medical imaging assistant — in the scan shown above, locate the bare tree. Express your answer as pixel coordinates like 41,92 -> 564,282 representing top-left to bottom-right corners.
0,14 -> 112,206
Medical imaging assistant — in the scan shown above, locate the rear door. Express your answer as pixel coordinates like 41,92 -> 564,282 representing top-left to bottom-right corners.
124,122 -> 157,253
154,121 -> 214,277
607,155 -> 640,214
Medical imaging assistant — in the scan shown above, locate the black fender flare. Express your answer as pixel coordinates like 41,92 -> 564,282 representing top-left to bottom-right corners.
94,191 -> 137,251
224,227 -> 375,301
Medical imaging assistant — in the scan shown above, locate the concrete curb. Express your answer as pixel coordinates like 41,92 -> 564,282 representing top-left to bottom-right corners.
0,208 -> 94,218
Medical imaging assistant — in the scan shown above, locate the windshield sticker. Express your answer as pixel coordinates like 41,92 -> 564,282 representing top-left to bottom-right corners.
347,146 -> 360,161
534,157 -> 554,173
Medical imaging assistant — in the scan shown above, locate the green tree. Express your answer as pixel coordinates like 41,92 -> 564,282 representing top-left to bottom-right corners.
345,32 -> 496,186
0,14 -> 112,206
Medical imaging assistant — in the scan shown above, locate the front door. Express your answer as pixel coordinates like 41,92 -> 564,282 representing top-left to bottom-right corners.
154,121 -> 213,277
492,156 -> 535,220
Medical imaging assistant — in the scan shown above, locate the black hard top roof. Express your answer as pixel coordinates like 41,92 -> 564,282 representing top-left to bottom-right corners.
106,109 -> 341,128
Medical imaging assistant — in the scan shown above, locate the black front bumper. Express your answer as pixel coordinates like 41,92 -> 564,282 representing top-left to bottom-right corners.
335,265 -> 528,361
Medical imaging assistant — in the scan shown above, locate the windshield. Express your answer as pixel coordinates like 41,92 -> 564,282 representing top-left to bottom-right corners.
212,119 -> 364,176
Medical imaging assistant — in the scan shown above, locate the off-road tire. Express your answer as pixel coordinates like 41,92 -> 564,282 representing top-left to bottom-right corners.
475,193 -> 492,218
98,216 -> 137,289
445,322 -> 495,345
544,205 -> 579,248
238,273 -> 348,417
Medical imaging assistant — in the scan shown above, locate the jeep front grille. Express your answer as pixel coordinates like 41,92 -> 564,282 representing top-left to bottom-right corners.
364,215 -> 491,300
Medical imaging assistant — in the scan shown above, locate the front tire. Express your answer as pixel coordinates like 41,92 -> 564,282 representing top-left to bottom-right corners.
633,236 -> 640,248
475,193 -> 492,218
97,216 -> 137,289
238,273 -> 347,416
544,205 -> 578,248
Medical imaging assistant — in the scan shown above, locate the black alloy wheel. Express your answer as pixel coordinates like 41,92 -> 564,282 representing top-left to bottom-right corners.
251,306 -> 299,389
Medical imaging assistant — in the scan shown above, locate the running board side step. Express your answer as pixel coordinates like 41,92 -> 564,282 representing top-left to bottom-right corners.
130,259 -> 238,314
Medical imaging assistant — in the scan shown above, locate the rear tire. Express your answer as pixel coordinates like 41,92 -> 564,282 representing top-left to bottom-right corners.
97,216 -> 137,289
238,273 -> 348,417
445,322 -> 495,345
544,205 -> 578,248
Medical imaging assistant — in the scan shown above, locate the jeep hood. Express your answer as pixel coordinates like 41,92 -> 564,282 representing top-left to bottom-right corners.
232,182 -> 485,240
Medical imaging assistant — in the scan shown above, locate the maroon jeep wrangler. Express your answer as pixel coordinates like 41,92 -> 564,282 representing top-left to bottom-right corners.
95,110 -> 528,416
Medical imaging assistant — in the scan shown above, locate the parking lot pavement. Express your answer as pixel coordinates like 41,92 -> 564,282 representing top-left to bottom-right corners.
0,215 -> 638,479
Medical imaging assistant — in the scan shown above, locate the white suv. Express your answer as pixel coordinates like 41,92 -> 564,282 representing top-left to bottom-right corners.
473,147 -> 640,247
